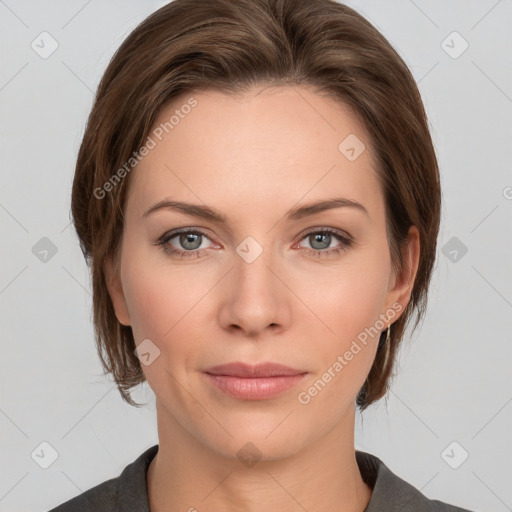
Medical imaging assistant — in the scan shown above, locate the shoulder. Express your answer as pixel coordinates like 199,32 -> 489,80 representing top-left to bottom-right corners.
48,444 -> 159,512
356,450 -> 476,512
48,478 -> 118,512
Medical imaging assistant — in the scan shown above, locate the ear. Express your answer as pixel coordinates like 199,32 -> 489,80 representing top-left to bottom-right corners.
384,225 -> 420,320
104,256 -> 132,326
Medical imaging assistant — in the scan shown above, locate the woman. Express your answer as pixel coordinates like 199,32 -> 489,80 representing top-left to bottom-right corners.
50,0 -> 475,510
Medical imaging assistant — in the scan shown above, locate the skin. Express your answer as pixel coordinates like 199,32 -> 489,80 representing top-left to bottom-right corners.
105,84 -> 420,512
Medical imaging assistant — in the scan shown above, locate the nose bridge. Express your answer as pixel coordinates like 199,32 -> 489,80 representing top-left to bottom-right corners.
219,232 -> 287,334
233,233 -> 278,301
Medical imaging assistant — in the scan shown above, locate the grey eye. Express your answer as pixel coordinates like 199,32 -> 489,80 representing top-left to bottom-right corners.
308,233 -> 333,250
178,232 -> 203,250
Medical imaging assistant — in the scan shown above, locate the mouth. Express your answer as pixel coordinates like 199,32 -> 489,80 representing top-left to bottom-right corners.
204,361 -> 306,378
202,362 -> 308,400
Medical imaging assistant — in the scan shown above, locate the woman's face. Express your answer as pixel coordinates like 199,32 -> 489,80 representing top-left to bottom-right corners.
106,84 -> 418,460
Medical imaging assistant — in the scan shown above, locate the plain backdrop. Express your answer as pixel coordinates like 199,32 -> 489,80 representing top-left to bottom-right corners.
0,1 -> 511,511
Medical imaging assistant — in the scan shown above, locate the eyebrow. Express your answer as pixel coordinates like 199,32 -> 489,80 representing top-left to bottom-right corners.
142,197 -> 369,223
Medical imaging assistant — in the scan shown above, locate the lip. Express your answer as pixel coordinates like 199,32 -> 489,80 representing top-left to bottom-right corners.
203,362 -> 308,400
204,362 -> 306,377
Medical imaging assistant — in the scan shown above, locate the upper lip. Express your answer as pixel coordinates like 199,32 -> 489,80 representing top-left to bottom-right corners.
204,362 -> 307,378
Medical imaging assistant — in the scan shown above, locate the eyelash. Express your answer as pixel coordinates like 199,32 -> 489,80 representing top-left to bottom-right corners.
154,227 -> 353,259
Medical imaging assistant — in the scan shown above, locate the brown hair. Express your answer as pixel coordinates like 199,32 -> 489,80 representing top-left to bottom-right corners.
71,0 -> 441,410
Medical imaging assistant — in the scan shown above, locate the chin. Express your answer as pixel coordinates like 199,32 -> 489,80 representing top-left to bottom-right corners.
192,412 -> 320,464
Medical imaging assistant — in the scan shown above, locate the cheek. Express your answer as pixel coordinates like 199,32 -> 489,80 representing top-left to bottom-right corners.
120,246 -> 214,370
307,250 -> 390,342
122,261 -> 194,340
296,246 -> 391,394
119,266 -> 198,401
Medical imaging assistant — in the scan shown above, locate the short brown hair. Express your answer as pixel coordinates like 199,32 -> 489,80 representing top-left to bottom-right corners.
71,0 -> 441,409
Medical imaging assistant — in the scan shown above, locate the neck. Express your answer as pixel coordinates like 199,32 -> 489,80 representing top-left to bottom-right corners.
147,401 -> 372,512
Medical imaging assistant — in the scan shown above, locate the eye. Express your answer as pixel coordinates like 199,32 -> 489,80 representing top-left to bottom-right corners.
154,228 -> 215,259
297,228 -> 353,258
154,226 -> 353,259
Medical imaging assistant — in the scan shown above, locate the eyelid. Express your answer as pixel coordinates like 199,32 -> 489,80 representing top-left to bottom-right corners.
156,227 -> 219,248
157,226 -> 352,245
294,227 -> 353,254
298,226 -> 353,241
155,225 -> 354,257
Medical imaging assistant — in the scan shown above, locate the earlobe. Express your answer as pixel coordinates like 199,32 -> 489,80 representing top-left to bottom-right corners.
104,256 -> 132,326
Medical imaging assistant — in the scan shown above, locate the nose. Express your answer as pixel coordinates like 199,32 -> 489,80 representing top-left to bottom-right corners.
217,243 -> 291,338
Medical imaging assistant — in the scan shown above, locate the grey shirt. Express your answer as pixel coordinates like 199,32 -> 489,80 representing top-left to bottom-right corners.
48,444 -> 475,511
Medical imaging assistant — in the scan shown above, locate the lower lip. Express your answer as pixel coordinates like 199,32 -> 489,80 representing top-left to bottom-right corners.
203,373 -> 308,400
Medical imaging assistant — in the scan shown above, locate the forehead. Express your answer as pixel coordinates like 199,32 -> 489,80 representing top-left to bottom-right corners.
124,85 -> 383,223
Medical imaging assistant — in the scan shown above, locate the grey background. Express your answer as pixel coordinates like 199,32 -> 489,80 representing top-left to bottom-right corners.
0,1 -> 511,511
